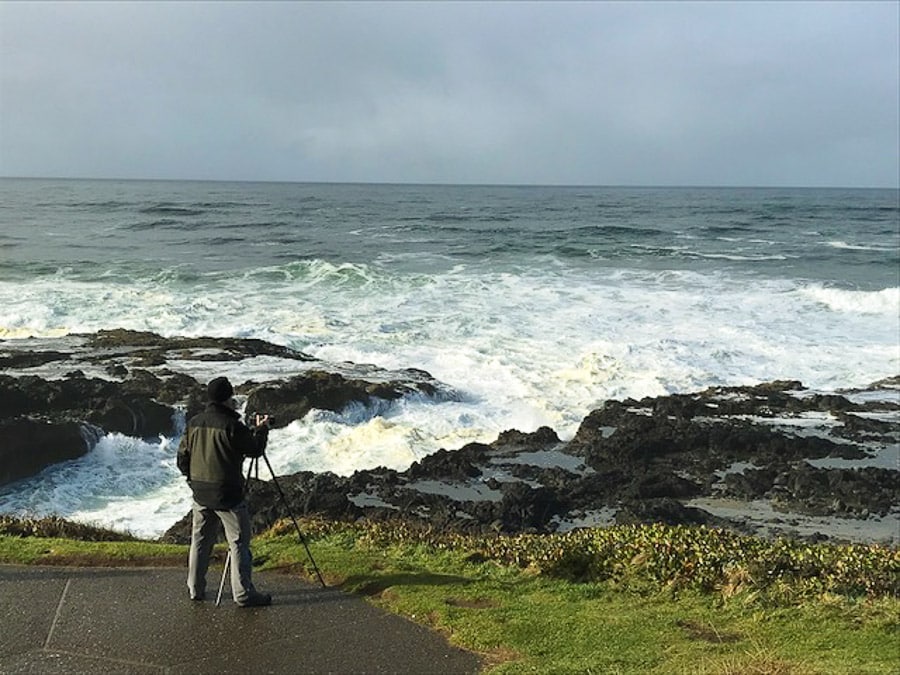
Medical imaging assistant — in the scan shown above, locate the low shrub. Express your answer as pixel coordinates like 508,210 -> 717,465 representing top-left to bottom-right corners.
0,515 -> 137,542
315,519 -> 900,603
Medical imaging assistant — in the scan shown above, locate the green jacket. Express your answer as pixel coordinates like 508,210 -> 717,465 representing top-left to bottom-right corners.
177,402 -> 268,510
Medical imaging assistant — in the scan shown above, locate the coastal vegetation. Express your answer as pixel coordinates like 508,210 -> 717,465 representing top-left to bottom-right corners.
1,515 -> 897,673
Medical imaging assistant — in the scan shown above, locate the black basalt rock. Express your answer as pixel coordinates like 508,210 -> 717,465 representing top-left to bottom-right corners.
0,418 -> 90,485
242,370 -> 445,430
406,443 -> 489,481
0,330 -> 450,486
4,331 -> 897,544
496,482 -> 564,533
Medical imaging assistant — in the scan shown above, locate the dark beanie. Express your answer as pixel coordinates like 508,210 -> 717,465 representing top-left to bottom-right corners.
207,376 -> 234,403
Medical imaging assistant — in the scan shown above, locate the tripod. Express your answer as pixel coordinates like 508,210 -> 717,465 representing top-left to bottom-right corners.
216,452 -> 326,606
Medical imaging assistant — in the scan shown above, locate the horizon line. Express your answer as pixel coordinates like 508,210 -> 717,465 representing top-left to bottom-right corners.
1,174 -> 897,191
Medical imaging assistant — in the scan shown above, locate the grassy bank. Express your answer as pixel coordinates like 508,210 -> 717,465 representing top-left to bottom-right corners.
2,516 -> 897,673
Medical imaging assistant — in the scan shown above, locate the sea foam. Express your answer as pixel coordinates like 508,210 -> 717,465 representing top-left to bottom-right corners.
799,285 -> 900,315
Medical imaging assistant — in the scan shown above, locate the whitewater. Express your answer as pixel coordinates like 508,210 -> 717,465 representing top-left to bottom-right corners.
0,180 -> 897,537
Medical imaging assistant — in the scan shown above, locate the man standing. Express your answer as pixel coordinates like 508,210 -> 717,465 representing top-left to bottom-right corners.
177,376 -> 272,607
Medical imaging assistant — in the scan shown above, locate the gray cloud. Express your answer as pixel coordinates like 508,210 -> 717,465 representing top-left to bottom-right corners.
1,1 -> 897,187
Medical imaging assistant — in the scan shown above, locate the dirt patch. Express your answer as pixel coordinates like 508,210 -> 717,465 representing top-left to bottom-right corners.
676,618 -> 743,644
479,646 -> 520,670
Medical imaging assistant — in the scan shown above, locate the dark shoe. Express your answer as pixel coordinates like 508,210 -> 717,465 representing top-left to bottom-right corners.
190,593 -> 205,602
237,592 -> 271,608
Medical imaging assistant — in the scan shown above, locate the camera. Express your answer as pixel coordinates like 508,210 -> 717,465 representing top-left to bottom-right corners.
247,412 -> 275,427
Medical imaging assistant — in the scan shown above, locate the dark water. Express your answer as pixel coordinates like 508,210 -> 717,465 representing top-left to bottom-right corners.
1,179 -> 897,288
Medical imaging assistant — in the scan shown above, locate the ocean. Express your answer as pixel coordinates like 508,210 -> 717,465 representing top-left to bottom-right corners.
1,178 -> 898,538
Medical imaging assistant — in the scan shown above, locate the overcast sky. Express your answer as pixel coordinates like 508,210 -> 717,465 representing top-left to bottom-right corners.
1,1 -> 897,187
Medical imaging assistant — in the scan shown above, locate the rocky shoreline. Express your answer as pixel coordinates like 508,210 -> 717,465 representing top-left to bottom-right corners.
1,329 -> 898,545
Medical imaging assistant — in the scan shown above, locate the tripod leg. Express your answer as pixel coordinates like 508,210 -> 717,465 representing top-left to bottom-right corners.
260,453 -> 327,588
215,550 -> 231,606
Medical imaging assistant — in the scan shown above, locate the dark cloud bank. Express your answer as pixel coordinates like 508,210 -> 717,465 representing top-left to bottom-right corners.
1,1 -> 897,187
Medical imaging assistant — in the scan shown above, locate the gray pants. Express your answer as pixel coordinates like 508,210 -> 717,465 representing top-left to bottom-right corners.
187,500 -> 258,604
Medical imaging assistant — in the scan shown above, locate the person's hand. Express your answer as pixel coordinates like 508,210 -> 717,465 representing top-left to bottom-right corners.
254,414 -> 270,427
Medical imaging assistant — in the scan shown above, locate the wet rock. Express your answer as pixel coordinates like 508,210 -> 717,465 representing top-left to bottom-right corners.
0,373 -> 182,438
0,330 -> 449,486
724,468 -> 779,500
4,330 -> 898,543
768,466 -> 898,518
406,443 -> 489,481
615,498 -> 728,528
495,483 -> 564,533
833,412 -> 896,438
242,371 -> 443,430
0,418 -> 90,485
0,350 -> 70,370
492,426 -> 561,451
84,328 -> 316,363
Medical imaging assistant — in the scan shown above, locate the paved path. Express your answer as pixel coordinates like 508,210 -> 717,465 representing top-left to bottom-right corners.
0,564 -> 481,674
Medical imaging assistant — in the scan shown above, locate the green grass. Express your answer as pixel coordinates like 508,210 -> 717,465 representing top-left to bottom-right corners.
2,516 -> 898,674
